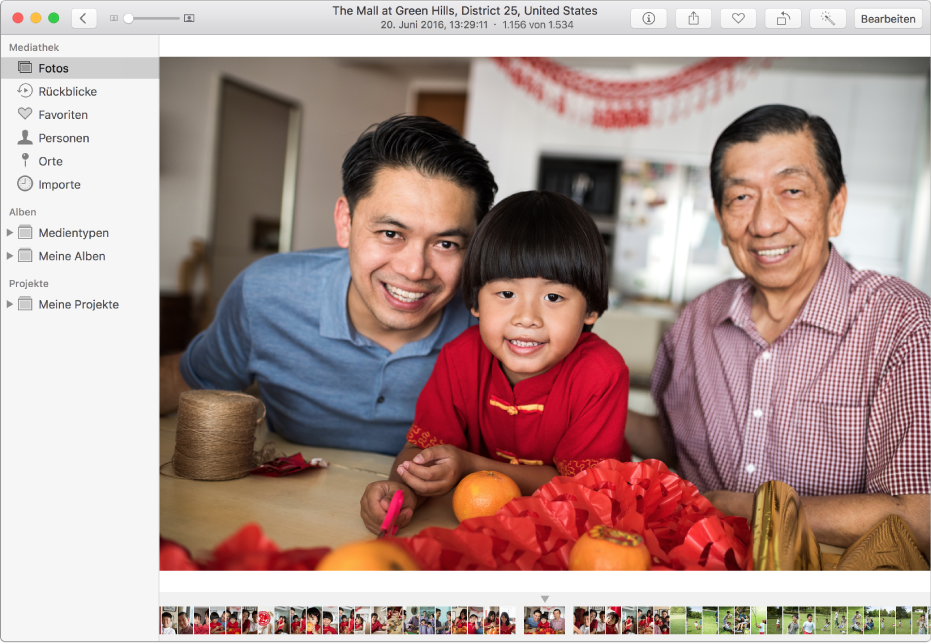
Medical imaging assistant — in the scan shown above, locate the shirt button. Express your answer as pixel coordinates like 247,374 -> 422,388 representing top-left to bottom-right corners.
761,350 -> 772,361
745,463 -> 756,474
376,396 -> 385,404
752,408 -> 763,419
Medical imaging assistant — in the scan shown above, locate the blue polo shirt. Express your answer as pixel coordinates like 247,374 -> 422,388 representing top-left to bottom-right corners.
179,247 -> 474,455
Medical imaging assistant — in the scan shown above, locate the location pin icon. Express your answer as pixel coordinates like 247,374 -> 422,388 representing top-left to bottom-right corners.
22,153 -> 29,167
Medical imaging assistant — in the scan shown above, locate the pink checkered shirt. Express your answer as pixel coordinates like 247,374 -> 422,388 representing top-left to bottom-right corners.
652,246 -> 930,497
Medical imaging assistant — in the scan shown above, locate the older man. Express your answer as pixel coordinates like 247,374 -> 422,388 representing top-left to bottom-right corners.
176,612 -> 193,635
627,104 -> 930,556
159,115 -> 496,457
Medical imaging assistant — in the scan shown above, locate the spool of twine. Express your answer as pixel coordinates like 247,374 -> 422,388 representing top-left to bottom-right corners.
171,390 -> 265,481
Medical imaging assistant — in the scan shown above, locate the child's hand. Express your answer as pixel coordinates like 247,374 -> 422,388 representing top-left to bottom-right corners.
396,444 -> 473,497
359,480 -> 417,535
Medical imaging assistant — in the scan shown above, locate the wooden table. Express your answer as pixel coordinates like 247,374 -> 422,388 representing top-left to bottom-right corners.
159,415 -> 458,555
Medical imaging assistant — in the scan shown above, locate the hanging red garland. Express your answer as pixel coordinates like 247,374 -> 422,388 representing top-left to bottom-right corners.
491,57 -> 773,129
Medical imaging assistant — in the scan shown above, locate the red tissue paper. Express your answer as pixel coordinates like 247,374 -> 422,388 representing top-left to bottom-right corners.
160,459 -> 750,571
250,453 -> 328,477
392,459 -> 752,571
159,525 -> 331,571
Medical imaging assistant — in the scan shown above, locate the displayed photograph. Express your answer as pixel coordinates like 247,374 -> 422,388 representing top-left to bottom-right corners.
623,607 -> 640,635
354,607 -> 371,635
252,607 -> 275,635
733,607 -> 749,634
767,607 -> 783,635
160,607 -> 178,635
686,607 -> 703,635
783,607 -> 800,635
192,606 -> 211,635
652,607 -> 671,635
912,607 -> 929,635
895,607 -> 911,634
452,607 -> 468,634
433,607 -> 452,635
702,607 -> 718,635
416,607 -> 436,635
209,607 -> 227,635
831,607 -> 848,635
306,607 -> 322,635
371,607 -> 388,635
813,606 -> 830,635
225,606 -> 243,635
156,56 -> 931,574
174,607 -> 194,635
849,607 -> 865,635
338,607 -> 354,634
525,607 -> 563,634
718,607 -> 735,635
386,607 -> 404,635
495,606 -> 518,635
668,607 -> 686,635
603,607 -> 622,635
750,607 -> 766,635
321,607 -> 339,635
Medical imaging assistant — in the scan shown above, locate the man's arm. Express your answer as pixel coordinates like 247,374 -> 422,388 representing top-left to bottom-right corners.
704,490 -> 930,558
625,410 -> 674,466
160,352 -> 191,415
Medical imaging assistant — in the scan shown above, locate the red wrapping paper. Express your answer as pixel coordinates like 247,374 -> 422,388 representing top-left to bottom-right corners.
393,459 -> 751,571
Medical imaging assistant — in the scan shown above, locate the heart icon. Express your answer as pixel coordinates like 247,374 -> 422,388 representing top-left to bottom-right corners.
18,107 -> 32,119
732,12 -> 745,23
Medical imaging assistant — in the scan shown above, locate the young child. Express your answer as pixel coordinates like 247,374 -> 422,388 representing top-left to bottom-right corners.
822,618 -> 829,632
321,612 -> 337,635
605,612 -> 618,635
360,190 -> 630,532
226,612 -> 241,635
210,612 -> 224,635
468,614 -> 478,635
161,612 -> 176,635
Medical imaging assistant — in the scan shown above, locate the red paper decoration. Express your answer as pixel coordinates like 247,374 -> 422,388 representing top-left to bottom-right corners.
492,57 -> 773,129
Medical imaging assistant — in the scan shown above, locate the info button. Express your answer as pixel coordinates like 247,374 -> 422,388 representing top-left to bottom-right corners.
855,9 -> 922,28
632,9 -> 667,28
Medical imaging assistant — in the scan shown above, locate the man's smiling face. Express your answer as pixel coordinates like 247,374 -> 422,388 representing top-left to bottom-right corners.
716,130 -> 846,292
336,167 -> 476,339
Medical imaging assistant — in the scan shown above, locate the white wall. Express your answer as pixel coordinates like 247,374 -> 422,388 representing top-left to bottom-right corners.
466,58 -> 929,289
159,58 -> 411,290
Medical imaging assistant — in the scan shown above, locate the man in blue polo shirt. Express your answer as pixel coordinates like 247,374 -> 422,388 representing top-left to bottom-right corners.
159,115 -> 497,457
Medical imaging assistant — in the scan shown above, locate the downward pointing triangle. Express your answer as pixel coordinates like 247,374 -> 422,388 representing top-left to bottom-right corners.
541,596 -> 549,602
6,229 -> 12,236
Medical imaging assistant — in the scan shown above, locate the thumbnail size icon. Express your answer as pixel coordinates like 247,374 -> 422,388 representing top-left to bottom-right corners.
17,175 -> 33,191
18,83 -> 33,98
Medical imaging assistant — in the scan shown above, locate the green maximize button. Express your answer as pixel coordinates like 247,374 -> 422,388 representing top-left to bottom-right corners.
48,12 -> 60,23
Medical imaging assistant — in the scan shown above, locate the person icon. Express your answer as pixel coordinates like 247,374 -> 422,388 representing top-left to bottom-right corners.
18,130 -> 32,145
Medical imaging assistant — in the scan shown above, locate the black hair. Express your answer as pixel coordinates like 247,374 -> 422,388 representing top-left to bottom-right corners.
710,104 -> 845,211
461,190 -> 609,325
323,612 -> 333,622
309,608 -> 321,620
210,612 -> 220,620
162,612 -> 172,619
231,612 -> 239,621
342,114 -> 497,224
193,613 -> 202,621
501,612 -> 510,626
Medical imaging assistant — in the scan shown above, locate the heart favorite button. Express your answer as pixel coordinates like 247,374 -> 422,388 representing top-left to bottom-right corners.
732,12 -> 745,23
18,107 -> 32,119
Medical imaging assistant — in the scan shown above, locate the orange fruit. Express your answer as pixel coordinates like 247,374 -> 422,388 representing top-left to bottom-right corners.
315,539 -> 418,571
452,470 -> 522,521
568,525 -> 652,571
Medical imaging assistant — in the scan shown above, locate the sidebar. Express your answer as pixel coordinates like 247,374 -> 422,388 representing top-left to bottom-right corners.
0,35 -> 159,635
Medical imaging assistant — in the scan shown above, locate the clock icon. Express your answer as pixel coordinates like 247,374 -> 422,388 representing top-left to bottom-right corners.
18,175 -> 33,191
18,83 -> 33,98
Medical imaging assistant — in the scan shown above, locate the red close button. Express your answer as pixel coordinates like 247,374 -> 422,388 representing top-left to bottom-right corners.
12,12 -> 24,23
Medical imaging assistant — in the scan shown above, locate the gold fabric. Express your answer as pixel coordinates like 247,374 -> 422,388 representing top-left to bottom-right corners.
751,480 -> 823,571
750,481 -> 930,571
836,514 -> 930,571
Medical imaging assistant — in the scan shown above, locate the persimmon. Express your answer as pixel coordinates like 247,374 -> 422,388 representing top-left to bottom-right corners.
568,525 -> 652,571
315,539 -> 418,571
452,470 -> 521,521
